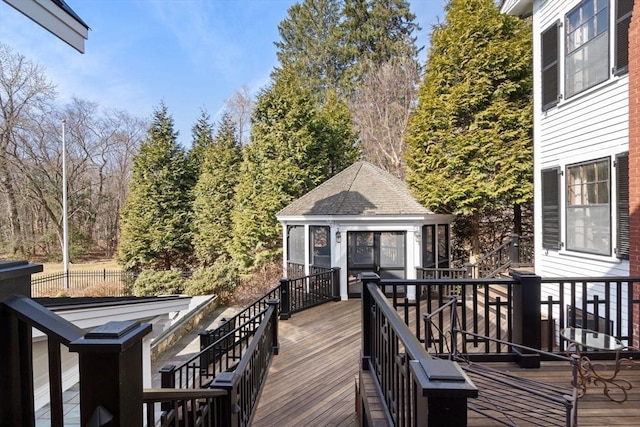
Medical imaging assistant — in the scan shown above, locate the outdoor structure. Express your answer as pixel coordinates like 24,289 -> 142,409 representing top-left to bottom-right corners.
502,0 -> 640,345
277,161 -> 455,300
2,0 -> 89,53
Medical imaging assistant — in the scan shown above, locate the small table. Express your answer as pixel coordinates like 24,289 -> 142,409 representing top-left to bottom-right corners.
560,327 -> 638,403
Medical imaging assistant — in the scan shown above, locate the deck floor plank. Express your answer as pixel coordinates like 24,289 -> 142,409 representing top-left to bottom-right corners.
251,300 -> 640,426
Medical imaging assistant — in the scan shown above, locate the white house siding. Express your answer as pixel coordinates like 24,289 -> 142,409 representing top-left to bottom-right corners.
525,0 -> 632,340
533,0 -> 630,279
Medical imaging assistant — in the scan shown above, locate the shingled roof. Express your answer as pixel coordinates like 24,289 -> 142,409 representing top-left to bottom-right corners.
277,161 -> 433,216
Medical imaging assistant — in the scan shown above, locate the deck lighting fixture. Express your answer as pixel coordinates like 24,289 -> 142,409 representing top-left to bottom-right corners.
335,230 -> 341,243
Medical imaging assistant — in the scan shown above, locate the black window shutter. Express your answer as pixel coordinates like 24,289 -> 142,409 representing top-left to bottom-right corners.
542,168 -> 561,250
616,153 -> 629,259
614,0 -> 634,75
541,22 -> 560,110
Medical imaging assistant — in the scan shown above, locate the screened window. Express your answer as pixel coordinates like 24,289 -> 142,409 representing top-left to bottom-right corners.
565,0 -> 610,98
287,225 -> 305,264
542,168 -> 561,249
310,226 -> 331,267
566,158 -> 611,255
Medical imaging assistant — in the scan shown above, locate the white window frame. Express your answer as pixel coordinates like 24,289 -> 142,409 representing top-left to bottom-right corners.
565,158 -> 611,256
564,0 -> 610,98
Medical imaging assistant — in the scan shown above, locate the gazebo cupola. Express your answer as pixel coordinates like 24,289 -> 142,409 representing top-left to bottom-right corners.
277,161 -> 455,300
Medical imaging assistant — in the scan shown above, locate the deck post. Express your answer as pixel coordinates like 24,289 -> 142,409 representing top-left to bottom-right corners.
332,267 -> 341,301
0,260 -> 42,427
268,300 -> 280,355
511,270 -> 541,368
210,371 -> 239,426
360,272 -> 380,370
510,234 -> 521,266
279,278 -> 291,320
69,320 -> 152,426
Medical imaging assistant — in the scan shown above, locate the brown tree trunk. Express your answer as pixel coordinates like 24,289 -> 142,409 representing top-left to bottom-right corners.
0,164 -> 22,255
514,203 -> 522,235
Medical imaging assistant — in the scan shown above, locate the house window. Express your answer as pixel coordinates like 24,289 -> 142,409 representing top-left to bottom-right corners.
614,0 -> 634,75
615,152 -> 629,259
541,22 -> 560,110
566,158 -> 610,255
541,168 -> 561,250
565,0 -> 610,98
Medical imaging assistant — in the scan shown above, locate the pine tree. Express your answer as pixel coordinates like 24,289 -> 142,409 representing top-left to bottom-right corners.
405,0 -> 533,259
118,103 -> 194,270
192,112 -> 241,266
342,0 -> 421,86
275,0 -> 347,97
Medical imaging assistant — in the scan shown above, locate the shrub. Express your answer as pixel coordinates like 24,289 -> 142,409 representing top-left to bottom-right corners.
133,270 -> 184,296
184,258 -> 239,303
231,259 -> 282,306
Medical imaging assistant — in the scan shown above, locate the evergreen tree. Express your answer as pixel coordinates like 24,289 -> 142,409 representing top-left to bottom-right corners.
342,0 -> 421,86
189,109 -> 215,175
275,0 -> 347,97
118,103 -> 194,270
405,0 -> 533,259
230,67 -> 358,270
192,112 -> 241,266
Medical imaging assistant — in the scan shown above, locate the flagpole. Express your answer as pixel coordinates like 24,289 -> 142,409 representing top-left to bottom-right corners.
62,119 -> 69,288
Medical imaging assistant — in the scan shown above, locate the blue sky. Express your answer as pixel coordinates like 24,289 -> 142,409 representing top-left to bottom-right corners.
0,0 -> 446,147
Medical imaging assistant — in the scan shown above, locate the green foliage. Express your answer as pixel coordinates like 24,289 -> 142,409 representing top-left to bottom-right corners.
118,103 -> 195,271
133,269 -> 184,296
188,109 -> 215,175
184,258 -> 239,302
405,0 -> 533,255
342,0 -> 421,86
230,67 -> 358,270
192,113 -> 242,266
275,0 -> 347,97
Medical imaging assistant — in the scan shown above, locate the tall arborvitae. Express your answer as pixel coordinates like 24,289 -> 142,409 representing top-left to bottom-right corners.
192,112 -> 242,266
405,0 -> 533,259
118,103 -> 194,270
189,109 -> 215,175
230,67 -> 357,270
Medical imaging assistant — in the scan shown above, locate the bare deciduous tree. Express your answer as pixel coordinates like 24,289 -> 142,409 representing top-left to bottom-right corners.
224,85 -> 254,145
0,42 -> 56,254
350,57 -> 420,179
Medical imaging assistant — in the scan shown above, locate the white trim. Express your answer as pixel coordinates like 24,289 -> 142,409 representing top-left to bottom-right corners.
3,0 -> 88,53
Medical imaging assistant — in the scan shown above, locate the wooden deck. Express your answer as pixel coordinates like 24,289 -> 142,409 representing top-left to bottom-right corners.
251,300 -> 640,427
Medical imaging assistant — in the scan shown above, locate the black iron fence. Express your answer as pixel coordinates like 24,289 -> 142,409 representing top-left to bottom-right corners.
31,270 -> 137,297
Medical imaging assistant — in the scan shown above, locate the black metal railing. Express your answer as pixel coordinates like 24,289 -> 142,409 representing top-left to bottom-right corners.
31,270 -> 137,297
377,272 -> 640,364
279,267 -> 339,319
162,299 -> 275,390
209,301 -> 279,427
148,301 -> 279,427
360,274 -> 477,426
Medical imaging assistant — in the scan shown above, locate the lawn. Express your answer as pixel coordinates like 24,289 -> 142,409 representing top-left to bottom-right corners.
37,258 -> 121,275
